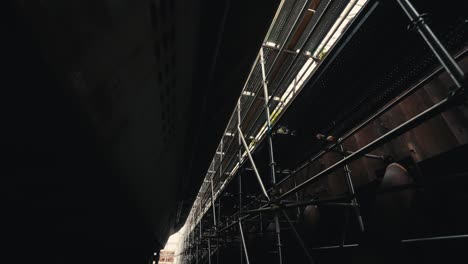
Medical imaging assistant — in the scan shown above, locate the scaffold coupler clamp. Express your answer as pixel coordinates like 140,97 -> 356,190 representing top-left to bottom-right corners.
269,186 -> 281,208
407,13 -> 431,31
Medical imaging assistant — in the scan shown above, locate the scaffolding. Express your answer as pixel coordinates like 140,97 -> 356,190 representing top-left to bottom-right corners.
180,0 -> 467,263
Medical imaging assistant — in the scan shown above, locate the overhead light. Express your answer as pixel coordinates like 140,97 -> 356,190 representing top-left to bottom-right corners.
276,126 -> 295,135
242,91 -> 255,96
265,41 -> 277,48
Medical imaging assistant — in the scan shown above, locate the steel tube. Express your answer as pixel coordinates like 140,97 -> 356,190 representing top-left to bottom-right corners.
330,149 -> 387,160
243,182 -> 421,215
243,202 -> 356,214
208,238 -> 211,264
260,48 -> 278,184
265,0 -> 317,78
233,0 -> 336,155
340,208 -> 350,247
191,3 -> 468,236
264,1 -> 383,193
338,140 -> 365,232
312,244 -> 358,250
237,101 -> 244,264
279,91 -> 465,200
262,44 -> 315,59
274,215 -> 283,264
294,176 -> 301,218
313,0 -> 359,59
264,0 -> 286,42
194,11 -> 467,245
216,199 -> 220,264
261,46 -> 283,264
238,126 -> 270,201
211,178 -> 217,228
354,152 -> 386,160
196,226 -> 199,264
236,0 -> 324,131
218,214 -> 255,233
312,234 -> 468,250
238,220 -> 251,264
218,74 -> 457,249
272,48 -> 467,191
281,210 -> 315,264
396,0 -> 465,89
267,0 -> 335,106
402,234 -> 468,243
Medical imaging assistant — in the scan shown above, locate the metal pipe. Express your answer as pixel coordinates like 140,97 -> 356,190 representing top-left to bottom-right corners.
188,232 -> 193,264
219,138 -> 224,179
237,0 -> 322,130
238,220 -> 251,264
261,46 -> 283,264
197,13 -> 410,217
208,238 -> 211,264
233,0 -> 336,154
239,179 -> 243,264
237,102 -> 243,181
279,90 -> 464,200
265,2 -> 390,193
262,44 -> 315,59
402,234 -> 468,243
273,44 -> 468,193
190,4 -> 466,232
238,126 -> 270,201
211,178 -> 217,228
244,202 -> 356,214
236,53 -> 261,131
260,211 -> 264,235
312,234 -> 468,250
216,200 -> 220,264
294,176 -> 301,218
218,213 -> 256,233
274,215 -> 283,264
313,0 -> 358,59
243,182 -> 420,217
265,0 -> 317,78
196,225 -> 199,264
191,10 -> 467,245
396,0 -> 465,89
264,0 -> 286,42
281,210 -> 315,264
348,151 -> 385,160
199,203 -> 203,237
237,101 -> 244,264
312,244 -> 358,250
330,149 -> 386,160
192,102 -> 247,222
270,0 -> 379,136
267,0 -> 335,106
340,208 -> 350,247
260,47 -> 277,184
338,139 -> 365,232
